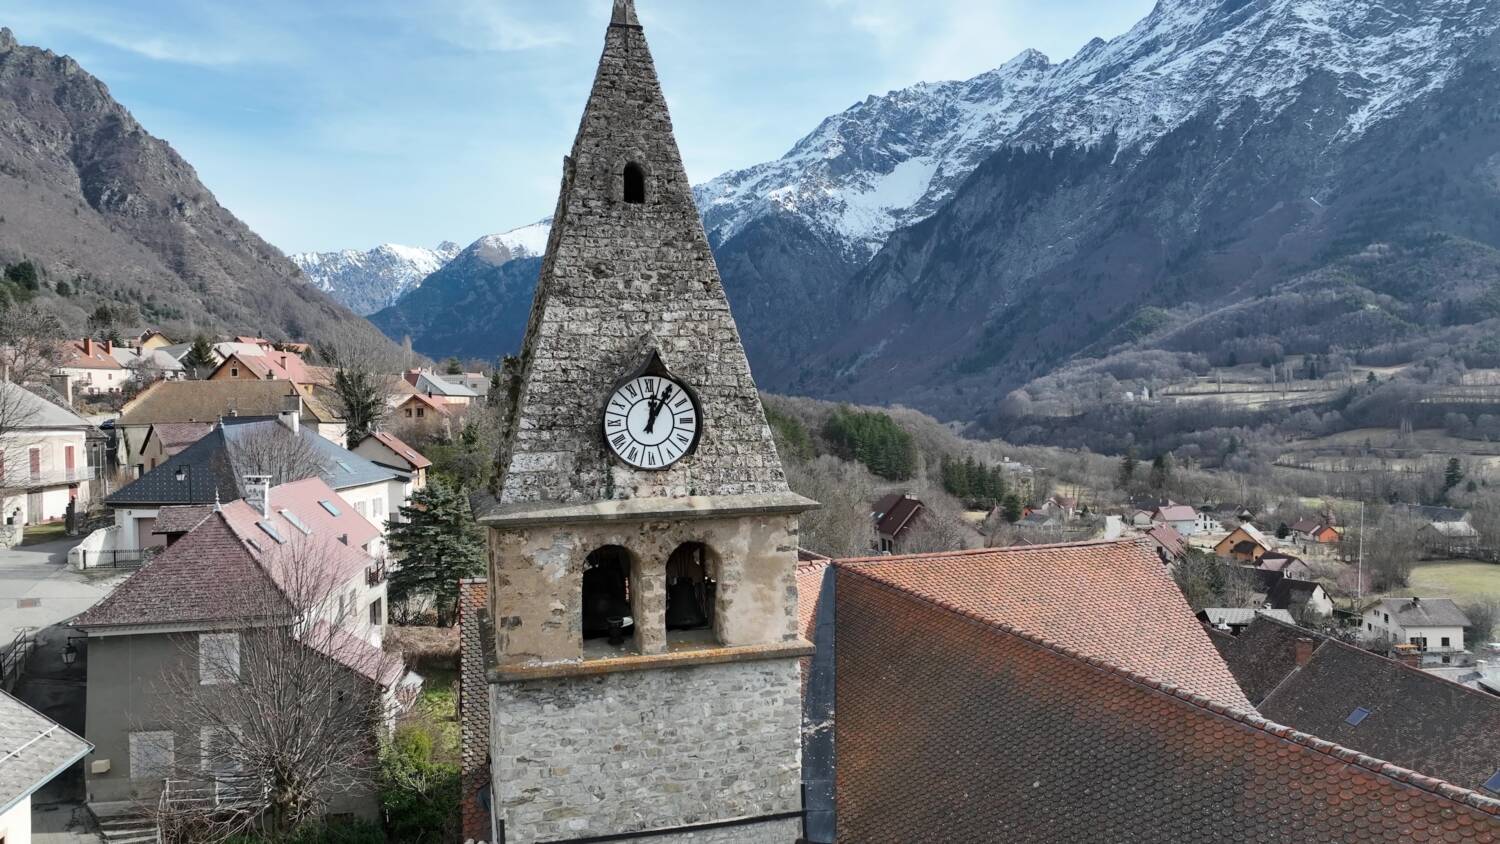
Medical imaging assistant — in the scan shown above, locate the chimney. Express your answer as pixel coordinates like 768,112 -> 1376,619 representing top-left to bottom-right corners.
278,395 -> 301,436
1392,643 -> 1422,669
244,475 -> 272,519
49,373 -> 73,406
83,338 -> 94,358
104,339 -> 113,355
1294,638 -> 1315,668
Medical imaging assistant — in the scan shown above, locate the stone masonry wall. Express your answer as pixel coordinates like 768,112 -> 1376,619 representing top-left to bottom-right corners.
490,658 -> 803,844
490,513 -> 802,664
612,817 -> 803,843
496,10 -> 788,506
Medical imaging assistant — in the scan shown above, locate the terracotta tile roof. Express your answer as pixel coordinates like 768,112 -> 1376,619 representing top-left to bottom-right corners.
147,422 -> 214,456
150,505 -> 215,535
73,513 -> 287,629
81,479 -> 376,629
304,622 -> 403,688
833,568 -> 1500,842
837,540 -> 1250,708
1230,617 -> 1500,795
1153,504 -> 1197,522
120,380 -> 311,426
366,431 -> 432,470
57,339 -> 124,370
457,578 -> 492,844
796,560 -> 830,642
1143,523 -> 1185,557
215,350 -> 315,384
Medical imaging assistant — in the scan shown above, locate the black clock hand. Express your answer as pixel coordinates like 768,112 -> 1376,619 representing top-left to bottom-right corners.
645,386 -> 674,434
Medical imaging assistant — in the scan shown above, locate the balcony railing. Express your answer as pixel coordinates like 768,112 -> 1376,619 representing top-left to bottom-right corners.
0,467 -> 96,489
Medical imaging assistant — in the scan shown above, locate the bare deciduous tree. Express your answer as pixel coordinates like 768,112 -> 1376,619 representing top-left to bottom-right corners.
146,539 -> 397,843
227,424 -> 330,487
0,382 -> 43,522
784,455 -> 877,558
0,302 -> 64,386
319,324 -> 412,449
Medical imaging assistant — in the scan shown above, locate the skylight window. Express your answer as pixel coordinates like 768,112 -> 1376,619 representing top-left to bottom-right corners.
258,521 -> 287,544
1485,770 -> 1500,794
1345,707 -> 1371,727
320,500 -> 341,517
280,509 -> 312,536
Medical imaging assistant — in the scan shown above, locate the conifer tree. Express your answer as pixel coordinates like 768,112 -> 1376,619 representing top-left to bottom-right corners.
387,479 -> 486,626
1118,447 -> 1139,490
182,335 -> 217,373
1444,457 -> 1465,492
1149,453 -> 1173,492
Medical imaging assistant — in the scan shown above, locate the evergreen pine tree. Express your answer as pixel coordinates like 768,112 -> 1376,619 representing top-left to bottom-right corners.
1149,453 -> 1173,492
1444,458 -> 1464,492
182,335 -> 217,373
1118,447 -> 1139,490
1002,495 -> 1024,524
386,479 -> 486,626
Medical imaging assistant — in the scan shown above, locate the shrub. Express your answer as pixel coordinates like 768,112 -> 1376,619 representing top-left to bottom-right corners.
380,724 -> 460,844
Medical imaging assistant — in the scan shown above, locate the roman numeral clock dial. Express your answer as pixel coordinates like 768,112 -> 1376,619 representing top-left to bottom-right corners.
602,375 -> 702,470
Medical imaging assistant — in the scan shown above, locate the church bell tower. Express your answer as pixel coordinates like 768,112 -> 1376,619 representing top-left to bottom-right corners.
476,1 -> 815,841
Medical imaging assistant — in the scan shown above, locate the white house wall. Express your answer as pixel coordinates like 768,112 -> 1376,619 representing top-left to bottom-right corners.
0,793 -> 31,843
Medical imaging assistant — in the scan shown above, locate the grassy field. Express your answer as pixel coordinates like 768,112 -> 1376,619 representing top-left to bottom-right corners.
1379,559 -> 1500,602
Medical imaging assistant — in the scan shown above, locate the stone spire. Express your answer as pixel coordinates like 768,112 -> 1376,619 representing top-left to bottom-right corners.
488,0 -> 791,508
610,0 -> 640,27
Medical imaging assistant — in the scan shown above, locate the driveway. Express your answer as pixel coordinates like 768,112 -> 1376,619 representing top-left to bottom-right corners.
0,538 -> 127,641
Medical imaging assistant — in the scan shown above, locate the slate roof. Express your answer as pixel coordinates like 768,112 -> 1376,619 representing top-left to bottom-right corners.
0,381 -> 92,430
1200,607 -> 1296,627
1376,597 -> 1471,629
1257,631 -> 1500,795
107,417 -> 397,507
1210,614 -> 1330,705
1266,577 -> 1325,611
837,540 -> 1250,708
871,494 -> 923,537
0,689 -> 91,815
833,567 -> 1500,842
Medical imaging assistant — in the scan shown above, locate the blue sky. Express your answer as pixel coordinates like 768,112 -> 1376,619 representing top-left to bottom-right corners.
6,0 -> 1154,255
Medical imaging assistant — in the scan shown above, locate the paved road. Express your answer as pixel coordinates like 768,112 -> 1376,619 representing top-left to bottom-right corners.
0,538 -> 126,641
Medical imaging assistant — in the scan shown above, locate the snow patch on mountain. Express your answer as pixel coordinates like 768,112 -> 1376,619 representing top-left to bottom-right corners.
696,0 -> 1500,259
292,241 -> 462,315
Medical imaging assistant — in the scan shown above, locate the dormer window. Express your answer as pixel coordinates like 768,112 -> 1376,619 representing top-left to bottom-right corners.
623,162 -> 646,204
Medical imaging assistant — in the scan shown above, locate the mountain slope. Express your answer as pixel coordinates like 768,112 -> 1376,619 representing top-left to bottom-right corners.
368,224 -> 549,360
291,242 -> 462,315
375,0 -> 1500,423
0,27 -> 386,344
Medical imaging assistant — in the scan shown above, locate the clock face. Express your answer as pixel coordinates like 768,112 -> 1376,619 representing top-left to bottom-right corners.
603,375 -> 700,470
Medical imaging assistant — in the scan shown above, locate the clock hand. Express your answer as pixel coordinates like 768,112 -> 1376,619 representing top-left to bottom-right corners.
645,386 -> 674,434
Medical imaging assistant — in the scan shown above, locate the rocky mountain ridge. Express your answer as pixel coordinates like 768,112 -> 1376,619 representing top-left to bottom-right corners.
0,27 -> 387,346
292,241 -> 462,315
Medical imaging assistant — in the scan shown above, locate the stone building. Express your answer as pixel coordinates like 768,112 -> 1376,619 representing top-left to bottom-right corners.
472,1 -> 815,841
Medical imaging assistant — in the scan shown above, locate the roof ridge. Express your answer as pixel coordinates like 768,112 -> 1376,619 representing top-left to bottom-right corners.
832,537 -> 1138,567
840,567 -> 1500,816
1313,631 -> 1500,704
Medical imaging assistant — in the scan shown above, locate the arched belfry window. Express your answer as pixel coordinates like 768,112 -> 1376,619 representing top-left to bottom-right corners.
623,162 -> 646,205
583,546 -> 634,648
665,542 -> 716,638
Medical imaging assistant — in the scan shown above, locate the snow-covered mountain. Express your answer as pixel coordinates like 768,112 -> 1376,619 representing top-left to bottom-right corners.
375,0 -> 1500,424
292,241 -> 463,315
697,0 -> 1499,259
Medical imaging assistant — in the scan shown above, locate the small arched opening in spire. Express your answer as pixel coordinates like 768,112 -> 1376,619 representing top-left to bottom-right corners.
623,162 -> 647,205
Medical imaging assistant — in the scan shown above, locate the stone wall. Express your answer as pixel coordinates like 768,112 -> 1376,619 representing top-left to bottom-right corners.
0,523 -> 20,549
491,658 -> 803,844
612,817 -> 803,843
495,7 -> 788,507
489,513 -> 802,664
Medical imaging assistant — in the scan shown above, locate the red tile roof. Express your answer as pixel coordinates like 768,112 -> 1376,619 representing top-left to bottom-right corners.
58,339 -> 123,370
837,539 -> 1250,708
217,478 -> 378,596
1154,504 -> 1197,522
457,579 -> 492,844
304,622 -> 403,688
1144,523 -> 1186,557
366,431 -> 432,470
833,568 -> 1500,842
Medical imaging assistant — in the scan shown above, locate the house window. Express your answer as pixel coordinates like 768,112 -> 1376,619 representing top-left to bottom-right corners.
129,731 -> 175,780
199,726 -> 242,775
231,367 -> 239,377
1383,613 -> 1389,623
623,162 -> 646,204
405,408 -> 413,419
1442,636 -> 1451,647
416,408 -> 425,418
370,598 -> 384,626
199,633 -> 241,685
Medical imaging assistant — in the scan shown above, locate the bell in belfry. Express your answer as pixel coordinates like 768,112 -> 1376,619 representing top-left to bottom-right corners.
665,577 -> 709,630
